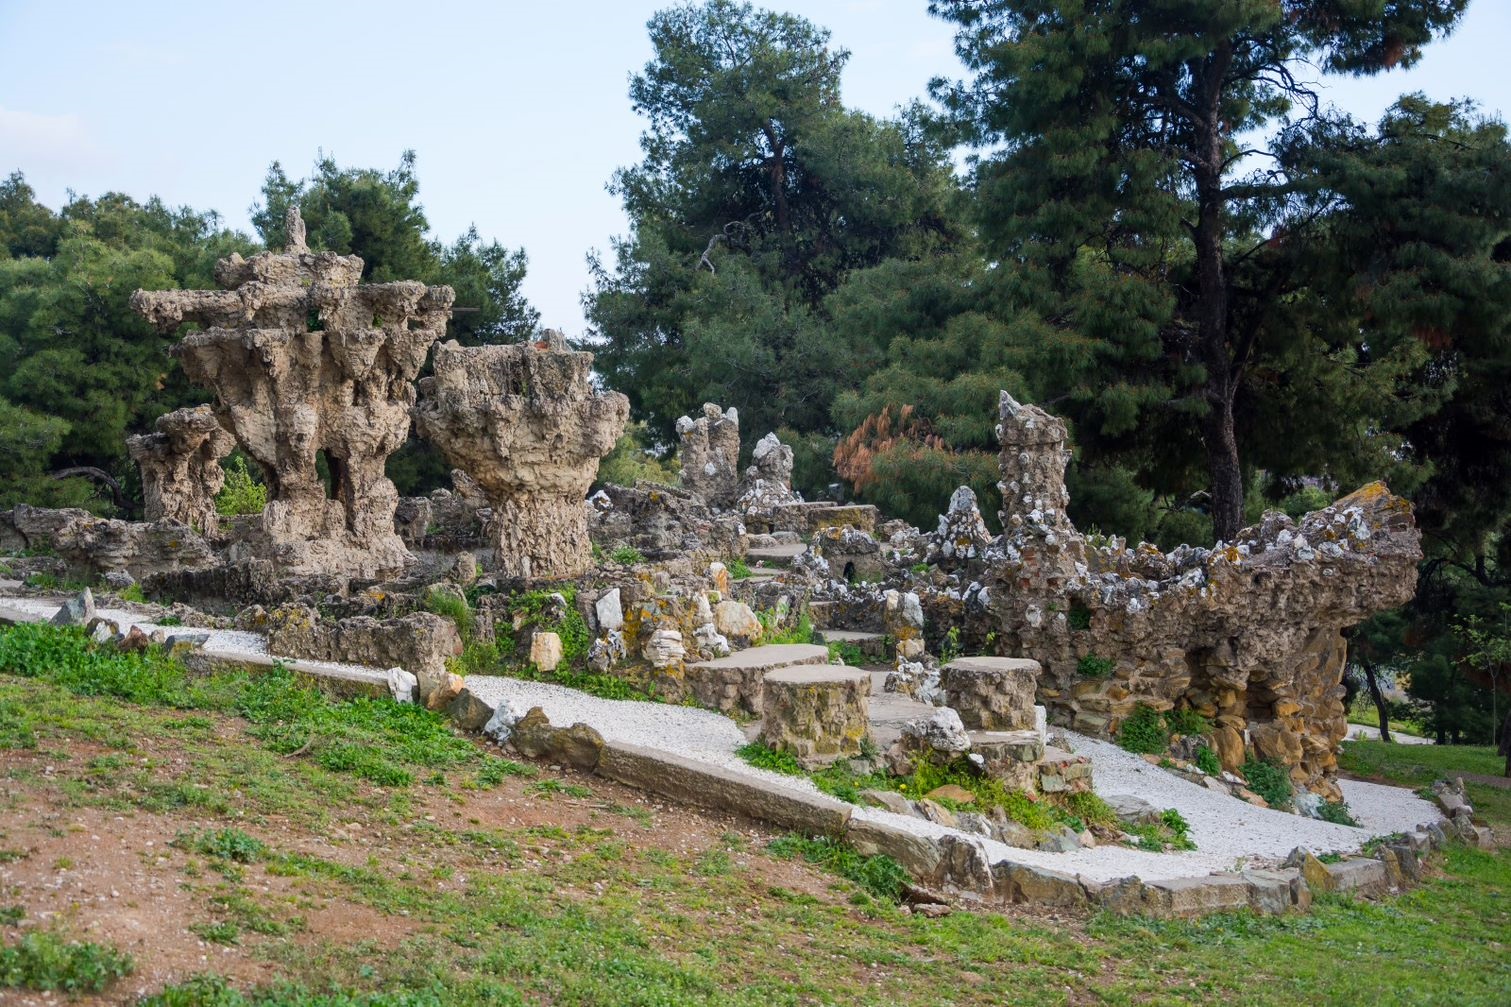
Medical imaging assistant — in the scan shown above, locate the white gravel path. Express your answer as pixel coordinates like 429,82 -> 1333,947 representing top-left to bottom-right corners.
1346,723 -> 1435,745
4,591 -> 1445,884
463,673 -> 1445,883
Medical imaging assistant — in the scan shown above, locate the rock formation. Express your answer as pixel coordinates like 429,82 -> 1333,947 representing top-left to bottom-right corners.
131,208 -> 453,578
126,405 -> 236,534
413,331 -> 629,580
980,392 -> 1422,798
676,403 -> 741,509
735,433 -> 800,514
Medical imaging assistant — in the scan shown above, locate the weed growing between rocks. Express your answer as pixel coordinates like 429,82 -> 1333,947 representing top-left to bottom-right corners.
1077,654 -> 1114,679
1240,758 -> 1294,811
1117,703 -> 1171,754
826,638 -> 866,666
726,557 -> 753,580
1316,799 -> 1359,827
1195,744 -> 1222,776
757,610 -> 814,645
1165,708 -> 1212,738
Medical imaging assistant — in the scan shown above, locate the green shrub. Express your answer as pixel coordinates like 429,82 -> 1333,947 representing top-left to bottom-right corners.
1067,602 -> 1092,631
1241,758 -> 1294,811
610,546 -> 646,566
215,454 -> 267,517
0,931 -> 133,993
1194,744 -> 1222,776
1064,791 -> 1119,829
1117,704 -> 1170,755
1077,654 -> 1115,678
1317,800 -> 1359,827
1166,708 -> 1212,738
826,639 -> 865,666
175,828 -> 267,864
117,582 -> 147,603
736,741 -> 804,776
422,586 -> 474,642
759,610 -> 814,646
727,557 -> 753,580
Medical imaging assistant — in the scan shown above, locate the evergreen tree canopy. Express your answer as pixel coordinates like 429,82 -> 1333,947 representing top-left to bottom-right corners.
930,0 -> 1469,541
589,0 -> 966,467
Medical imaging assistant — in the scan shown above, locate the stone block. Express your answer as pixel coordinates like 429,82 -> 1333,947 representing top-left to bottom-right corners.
758,666 -> 871,768
846,817 -> 943,880
940,656 -> 1042,731
685,643 -> 829,715
1321,858 -> 1390,896
529,630 -> 564,672
1140,874 -> 1253,917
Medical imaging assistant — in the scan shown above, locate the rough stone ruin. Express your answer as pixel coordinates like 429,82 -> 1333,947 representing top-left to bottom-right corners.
676,403 -> 741,509
131,208 -> 454,578
976,392 -> 1423,798
413,331 -> 629,580
126,405 -> 236,534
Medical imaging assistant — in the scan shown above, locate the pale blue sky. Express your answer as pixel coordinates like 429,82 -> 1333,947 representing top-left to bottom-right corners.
2,1 -> 1507,335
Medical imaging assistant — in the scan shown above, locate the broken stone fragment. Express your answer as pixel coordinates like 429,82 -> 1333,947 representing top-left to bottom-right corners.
51,588 -> 95,627
529,631 -> 564,672
386,667 -> 419,704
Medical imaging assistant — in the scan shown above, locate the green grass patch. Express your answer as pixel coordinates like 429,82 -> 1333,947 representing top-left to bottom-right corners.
1194,744 -> 1221,776
1340,739 -> 1510,830
1076,654 -> 1114,678
610,546 -> 646,566
1166,707 -> 1212,737
726,557 -> 753,580
767,834 -> 909,903
0,930 -> 134,994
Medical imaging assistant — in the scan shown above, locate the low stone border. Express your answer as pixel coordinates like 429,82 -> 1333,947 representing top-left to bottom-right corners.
1,600 -> 1469,919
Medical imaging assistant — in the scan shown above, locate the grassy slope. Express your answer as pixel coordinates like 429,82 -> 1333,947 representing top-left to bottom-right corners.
0,623 -> 1507,1006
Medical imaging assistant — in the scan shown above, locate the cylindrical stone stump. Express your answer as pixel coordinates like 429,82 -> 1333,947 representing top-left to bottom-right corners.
940,656 -> 1040,730
759,666 -> 871,768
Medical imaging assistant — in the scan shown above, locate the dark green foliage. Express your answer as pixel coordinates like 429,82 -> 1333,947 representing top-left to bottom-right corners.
1166,709 -> 1212,739
1067,603 -> 1092,632
1241,759 -> 1295,812
766,834 -> 909,903
588,0 -> 965,477
1194,745 -> 1222,777
1117,704 -> 1171,756
215,454 -> 266,517
0,931 -> 133,994
1317,801 -> 1359,828
930,0 -> 1472,541
1076,655 -> 1114,679
596,422 -> 680,489
736,741 -> 803,776
174,828 -> 267,865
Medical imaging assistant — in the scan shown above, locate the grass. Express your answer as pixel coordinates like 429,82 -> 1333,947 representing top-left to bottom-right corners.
1348,700 -> 1426,737
1241,758 -> 1295,811
0,931 -> 134,994
1340,739 -> 1511,830
610,546 -> 646,566
3,622 -> 1511,1005
726,557 -> 753,580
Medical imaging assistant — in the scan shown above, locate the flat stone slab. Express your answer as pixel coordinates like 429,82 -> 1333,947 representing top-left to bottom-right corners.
943,656 -> 1042,675
687,644 -> 829,673
747,543 -> 807,566
685,643 -> 830,715
763,665 -> 871,687
596,740 -> 852,836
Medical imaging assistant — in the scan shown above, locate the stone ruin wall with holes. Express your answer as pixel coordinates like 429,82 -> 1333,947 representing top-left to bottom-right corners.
971,393 -> 1422,799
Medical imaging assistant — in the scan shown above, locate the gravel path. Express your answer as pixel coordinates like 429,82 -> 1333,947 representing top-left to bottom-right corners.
4,591 -> 1445,883
1345,723 -> 1435,745
464,673 -> 1444,883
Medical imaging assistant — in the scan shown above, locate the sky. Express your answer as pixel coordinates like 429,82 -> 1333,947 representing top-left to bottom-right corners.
2,0 -> 1508,336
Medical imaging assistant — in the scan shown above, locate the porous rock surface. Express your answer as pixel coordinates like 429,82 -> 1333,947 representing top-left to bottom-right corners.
413,331 -> 628,580
131,208 -> 453,578
676,403 -> 741,509
940,657 -> 1040,731
979,392 -> 1422,799
758,666 -> 871,768
126,405 -> 236,534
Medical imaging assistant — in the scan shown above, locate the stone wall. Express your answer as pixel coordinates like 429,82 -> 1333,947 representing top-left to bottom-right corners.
977,393 -> 1422,798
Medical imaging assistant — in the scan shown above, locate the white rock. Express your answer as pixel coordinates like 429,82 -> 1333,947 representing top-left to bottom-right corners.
386,667 -> 419,704
594,589 -> 623,632
483,699 -> 528,745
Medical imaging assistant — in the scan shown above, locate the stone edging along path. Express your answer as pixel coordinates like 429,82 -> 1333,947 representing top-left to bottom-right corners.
0,595 -> 1459,918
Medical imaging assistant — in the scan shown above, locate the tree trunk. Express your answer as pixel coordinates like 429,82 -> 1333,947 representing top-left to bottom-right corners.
761,123 -> 790,235
1499,707 -> 1511,778
1191,49 -> 1243,543
1362,659 -> 1393,744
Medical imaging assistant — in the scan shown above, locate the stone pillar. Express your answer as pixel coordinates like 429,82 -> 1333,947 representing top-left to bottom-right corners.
940,657 -> 1041,731
126,405 -> 235,534
131,208 -> 453,578
676,403 -> 741,509
759,666 -> 871,768
413,332 -> 629,581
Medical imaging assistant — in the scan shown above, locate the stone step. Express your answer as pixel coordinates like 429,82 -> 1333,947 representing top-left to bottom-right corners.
813,628 -> 890,659
684,643 -> 830,716
746,542 -> 807,568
